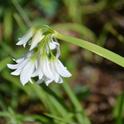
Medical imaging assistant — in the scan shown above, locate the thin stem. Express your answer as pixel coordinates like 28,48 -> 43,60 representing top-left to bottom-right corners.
116,93 -> 124,124
55,32 -> 124,67
62,81 -> 90,124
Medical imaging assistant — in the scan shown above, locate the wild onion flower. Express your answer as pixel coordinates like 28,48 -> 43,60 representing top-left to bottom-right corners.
7,26 -> 71,85
16,28 -> 45,50
7,51 -> 36,85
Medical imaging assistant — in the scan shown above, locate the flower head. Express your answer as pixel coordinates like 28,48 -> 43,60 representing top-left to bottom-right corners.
8,26 -> 71,86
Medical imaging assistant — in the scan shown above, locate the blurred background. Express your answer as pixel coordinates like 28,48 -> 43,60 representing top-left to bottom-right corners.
0,0 -> 124,124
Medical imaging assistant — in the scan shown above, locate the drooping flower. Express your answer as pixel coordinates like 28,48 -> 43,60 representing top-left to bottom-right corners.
46,57 -> 71,85
7,51 -> 37,85
8,26 -> 72,86
16,28 -> 34,47
29,29 -> 44,50
33,55 -> 72,86
16,28 -> 45,50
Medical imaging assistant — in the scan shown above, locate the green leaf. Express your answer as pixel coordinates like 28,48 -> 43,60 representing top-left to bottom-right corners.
55,32 -> 124,68
113,93 -> 124,124
53,23 -> 96,41
62,81 -> 91,124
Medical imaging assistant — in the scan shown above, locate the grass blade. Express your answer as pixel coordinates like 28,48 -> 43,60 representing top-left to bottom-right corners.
55,32 -> 124,67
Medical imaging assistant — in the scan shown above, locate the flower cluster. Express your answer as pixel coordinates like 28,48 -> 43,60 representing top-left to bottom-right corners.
7,26 -> 71,85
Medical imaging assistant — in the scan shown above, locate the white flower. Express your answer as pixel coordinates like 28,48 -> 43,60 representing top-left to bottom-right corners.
49,40 -> 58,50
16,28 -> 34,47
46,37 -> 60,58
8,26 -> 72,86
7,53 -> 71,86
30,29 -> 44,50
52,58 -> 72,78
16,28 -> 44,50
7,52 -> 36,85
35,56 -> 71,86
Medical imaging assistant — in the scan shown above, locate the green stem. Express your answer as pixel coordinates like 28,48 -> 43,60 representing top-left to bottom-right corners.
55,32 -> 124,67
116,93 -> 124,124
30,84 -> 73,124
63,81 -> 90,124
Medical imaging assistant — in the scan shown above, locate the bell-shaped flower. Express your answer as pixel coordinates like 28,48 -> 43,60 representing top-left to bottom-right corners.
7,52 -> 37,85
16,28 -> 34,47
52,58 -> 72,78
16,28 -> 45,50
34,55 -> 71,86
30,29 -> 44,50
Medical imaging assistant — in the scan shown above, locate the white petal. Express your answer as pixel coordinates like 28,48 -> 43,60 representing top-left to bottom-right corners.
38,73 -> 43,79
20,61 -> 35,85
17,59 -> 28,70
7,57 -> 26,70
58,77 -> 63,83
32,69 -> 38,77
29,79 -> 33,84
26,51 -> 33,58
32,66 -> 43,78
32,60 -> 43,79
10,59 -> 28,75
50,61 -> 59,82
37,80 -> 43,84
23,43 -> 27,47
56,44 -> 61,58
49,40 -> 61,58
45,78 -> 53,86
49,41 -> 56,50
50,41 -> 59,50
42,58 -> 53,79
30,30 -> 44,50
16,29 -> 33,46
37,76 -> 46,84
46,45 -> 49,54
31,60 -> 38,77
55,59 -> 72,77
15,58 -> 24,63
38,64 -> 43,79
7,64 -> 18,70
11,69 -> 22,76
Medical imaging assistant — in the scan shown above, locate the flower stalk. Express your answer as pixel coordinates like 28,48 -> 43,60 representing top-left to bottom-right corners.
55,31 -> 124,67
